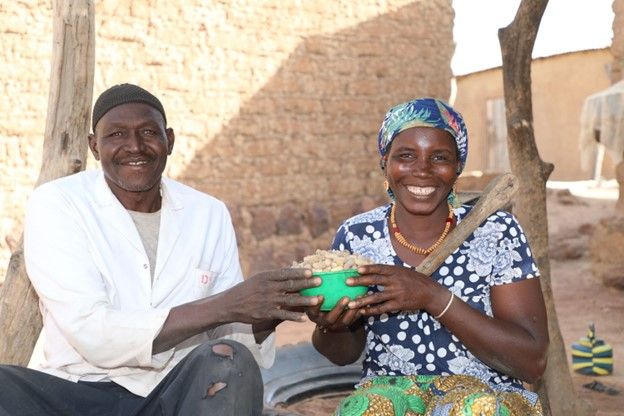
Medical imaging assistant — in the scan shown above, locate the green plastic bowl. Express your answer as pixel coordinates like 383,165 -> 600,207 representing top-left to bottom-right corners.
300,269 -> 368,311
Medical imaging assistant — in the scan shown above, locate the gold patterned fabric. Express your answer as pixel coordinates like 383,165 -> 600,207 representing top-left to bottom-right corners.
335,375 -> 543,416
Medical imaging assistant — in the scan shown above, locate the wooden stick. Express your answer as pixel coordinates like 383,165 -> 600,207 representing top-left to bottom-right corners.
416,173 -> 519,276
0,0 -> 94,366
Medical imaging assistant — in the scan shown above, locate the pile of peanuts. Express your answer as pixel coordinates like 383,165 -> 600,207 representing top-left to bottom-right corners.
292,249 -> 372,272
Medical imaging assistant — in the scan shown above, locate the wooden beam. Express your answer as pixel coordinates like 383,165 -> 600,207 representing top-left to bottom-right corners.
0,0 -> 95,365
417,173 -> 518,276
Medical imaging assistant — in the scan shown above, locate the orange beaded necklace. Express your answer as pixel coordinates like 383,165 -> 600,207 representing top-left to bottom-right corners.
389,203 -> 454,255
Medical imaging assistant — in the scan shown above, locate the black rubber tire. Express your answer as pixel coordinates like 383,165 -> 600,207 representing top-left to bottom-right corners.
261,342 -> 363,415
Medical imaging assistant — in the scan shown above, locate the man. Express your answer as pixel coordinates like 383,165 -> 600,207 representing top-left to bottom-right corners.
0,84 -> 320,415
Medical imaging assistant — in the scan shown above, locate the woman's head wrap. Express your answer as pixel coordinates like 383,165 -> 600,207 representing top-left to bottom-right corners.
377,98 -> 468,174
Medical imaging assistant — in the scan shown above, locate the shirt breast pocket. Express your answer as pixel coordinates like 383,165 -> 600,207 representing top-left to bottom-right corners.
193,268 -> 218,298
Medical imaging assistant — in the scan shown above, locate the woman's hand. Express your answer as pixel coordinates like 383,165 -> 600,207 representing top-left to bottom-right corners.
345,264 -> 443,316
305,297 -> 361,333
345,265 -> 549,383
306,296 -> 366,366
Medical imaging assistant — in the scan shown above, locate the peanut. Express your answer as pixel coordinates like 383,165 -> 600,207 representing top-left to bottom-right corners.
292,249 -> 372,272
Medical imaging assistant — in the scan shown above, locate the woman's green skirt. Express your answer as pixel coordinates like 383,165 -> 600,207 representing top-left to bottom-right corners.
335,375 -> 543,416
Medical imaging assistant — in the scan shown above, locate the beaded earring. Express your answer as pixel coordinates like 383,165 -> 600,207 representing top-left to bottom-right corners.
447,184 -> 461,208
384,180 -> 395,200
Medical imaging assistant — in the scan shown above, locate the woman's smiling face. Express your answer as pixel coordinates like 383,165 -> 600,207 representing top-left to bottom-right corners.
385,126 -> 459,216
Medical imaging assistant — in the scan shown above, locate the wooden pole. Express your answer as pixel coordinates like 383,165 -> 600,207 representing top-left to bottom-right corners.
418,173 -> 518,275
499,1 -> 593,414
0,0 -> 95,365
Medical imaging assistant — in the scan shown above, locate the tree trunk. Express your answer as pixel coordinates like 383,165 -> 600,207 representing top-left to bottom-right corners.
0,0 -> 95,365
499,1 -> 594,415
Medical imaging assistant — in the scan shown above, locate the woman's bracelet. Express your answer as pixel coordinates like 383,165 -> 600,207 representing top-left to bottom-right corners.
434,292 -> 455,319
316,325 -> 328,334
316,323 -> 360,335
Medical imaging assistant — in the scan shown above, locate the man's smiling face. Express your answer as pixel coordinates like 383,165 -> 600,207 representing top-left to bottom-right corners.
88,102 -> 174,206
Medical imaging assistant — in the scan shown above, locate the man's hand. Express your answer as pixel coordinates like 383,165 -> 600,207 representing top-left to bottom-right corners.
153,268 -> 321,353
224,268 -> 322,323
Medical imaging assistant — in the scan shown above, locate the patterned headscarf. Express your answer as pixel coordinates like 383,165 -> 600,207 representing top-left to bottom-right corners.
377,98 -> 468,174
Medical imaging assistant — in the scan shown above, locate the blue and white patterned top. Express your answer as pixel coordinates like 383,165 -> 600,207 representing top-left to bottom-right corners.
331,204 -> 540,390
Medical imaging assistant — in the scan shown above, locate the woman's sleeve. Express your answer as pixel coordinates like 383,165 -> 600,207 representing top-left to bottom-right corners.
330,222 -> 350,251
489,211 -> 540,286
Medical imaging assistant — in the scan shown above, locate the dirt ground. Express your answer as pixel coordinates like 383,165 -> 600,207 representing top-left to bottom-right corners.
274,181 -> 624,415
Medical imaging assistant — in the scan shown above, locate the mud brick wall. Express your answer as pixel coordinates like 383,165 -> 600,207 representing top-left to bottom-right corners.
0,0 -> 454,279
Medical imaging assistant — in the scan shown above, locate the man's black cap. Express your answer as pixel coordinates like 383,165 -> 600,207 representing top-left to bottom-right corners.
92,83 -> 166,132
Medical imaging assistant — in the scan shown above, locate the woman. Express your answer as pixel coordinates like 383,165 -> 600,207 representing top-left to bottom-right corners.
306,98 -> 549,415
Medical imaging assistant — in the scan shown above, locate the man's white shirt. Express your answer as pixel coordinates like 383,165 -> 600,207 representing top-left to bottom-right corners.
24,170 -> 274,397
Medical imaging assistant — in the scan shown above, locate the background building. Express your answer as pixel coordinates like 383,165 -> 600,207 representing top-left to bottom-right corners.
0,0 -> 455,278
